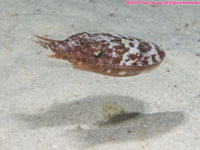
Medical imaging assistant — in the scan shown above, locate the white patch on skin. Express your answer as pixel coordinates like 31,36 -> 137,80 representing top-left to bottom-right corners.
147,56 -> 153,65
106,69 -> 111,73
119,39 -> 140,66
68,39 -> 77,47
99,34 -> 116,42
116,35 -> 140,55
58,44 -> 65,51
112,51 -> 118,57
90,34 -> 116,44
108,42 -> 119,49
137,61 -> 143,67
118,71 -> 127,76
46,43 -> 51,51
82,33 -> 90,39
108,42 -> 120,58
55,41 -> 59,46
144,43 -> 161,65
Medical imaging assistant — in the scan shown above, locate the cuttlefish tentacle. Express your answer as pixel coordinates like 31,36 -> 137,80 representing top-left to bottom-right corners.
33,34 -> 63,52
33,34 -> 70,61
33,35 -> 53,49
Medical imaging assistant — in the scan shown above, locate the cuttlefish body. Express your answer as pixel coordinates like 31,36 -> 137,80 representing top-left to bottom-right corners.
34,32 -> 165,77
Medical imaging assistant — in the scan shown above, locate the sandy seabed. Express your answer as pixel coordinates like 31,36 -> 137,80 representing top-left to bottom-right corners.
0,0 -> 200,150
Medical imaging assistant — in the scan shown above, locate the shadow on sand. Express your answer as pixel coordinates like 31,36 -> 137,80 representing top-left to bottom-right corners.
13,94 -> 185,146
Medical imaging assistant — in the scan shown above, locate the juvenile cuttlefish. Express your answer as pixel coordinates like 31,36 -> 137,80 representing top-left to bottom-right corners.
34,32 -> 165,77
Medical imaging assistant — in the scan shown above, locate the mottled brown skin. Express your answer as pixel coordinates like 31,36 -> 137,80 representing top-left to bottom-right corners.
34,32 -> 165,77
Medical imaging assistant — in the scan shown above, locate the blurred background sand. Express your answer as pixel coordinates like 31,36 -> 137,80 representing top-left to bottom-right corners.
0,0 -> 200,149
